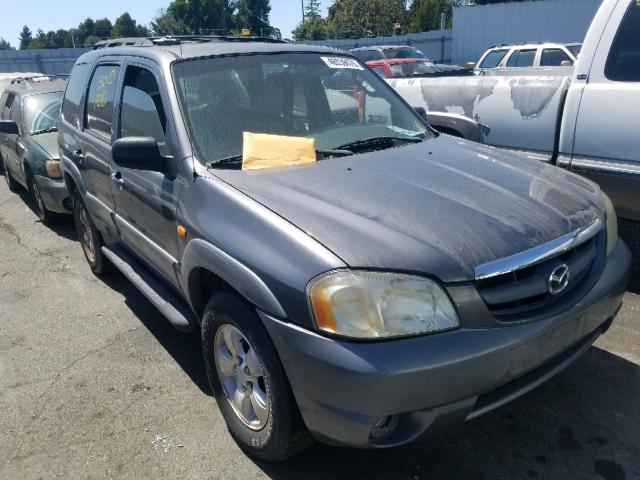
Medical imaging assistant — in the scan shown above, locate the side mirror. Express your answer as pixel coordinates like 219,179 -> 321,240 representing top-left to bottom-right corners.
413,106 -> 428,121
0,120 -> 19,135
561,60 -> 574,67
112,137 -> 169,175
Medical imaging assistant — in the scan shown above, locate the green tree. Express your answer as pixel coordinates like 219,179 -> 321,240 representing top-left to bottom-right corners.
235,0 -> 271,35
84,35 -> 102,47
151,8 -> 191,35
162,0 -> 234,35
325,0 -> 407,39
0,38 -> 15,50
112,12 -> 149,38
409,0 -> 452,32
293,0 -> 327,40
19,26 -> 32,49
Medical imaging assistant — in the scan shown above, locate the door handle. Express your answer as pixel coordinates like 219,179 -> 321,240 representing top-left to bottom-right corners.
72,150 -> 85,165
111,171 -> 125,189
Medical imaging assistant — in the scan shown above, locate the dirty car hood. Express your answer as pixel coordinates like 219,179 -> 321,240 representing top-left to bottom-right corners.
215,137 -> 603,282
30,132 -> 59,159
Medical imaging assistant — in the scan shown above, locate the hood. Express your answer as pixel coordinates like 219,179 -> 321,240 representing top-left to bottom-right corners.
30,132 -> 59,159
215,136 -> 602,282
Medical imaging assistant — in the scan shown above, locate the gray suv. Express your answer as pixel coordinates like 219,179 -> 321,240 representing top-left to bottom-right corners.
59,37 -> 630,461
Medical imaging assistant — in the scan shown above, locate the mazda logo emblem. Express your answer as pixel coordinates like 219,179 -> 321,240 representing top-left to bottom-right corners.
548,264 -> 571,295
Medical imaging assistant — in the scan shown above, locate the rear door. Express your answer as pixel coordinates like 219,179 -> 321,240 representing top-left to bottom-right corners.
570,0 -> 640,221
1,92 -> 22,183
110,58 -> 181,286
76,60 -> 122,228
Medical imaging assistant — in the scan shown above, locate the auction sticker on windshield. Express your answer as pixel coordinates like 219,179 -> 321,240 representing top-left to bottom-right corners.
321,57 -> 364,70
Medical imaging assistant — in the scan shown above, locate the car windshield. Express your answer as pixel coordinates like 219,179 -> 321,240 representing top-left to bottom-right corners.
24,92 -> 63,135
173,53 -> 432,167
383,47 -> 426,59
389,60 -> 440,77
567,44 -> 582,57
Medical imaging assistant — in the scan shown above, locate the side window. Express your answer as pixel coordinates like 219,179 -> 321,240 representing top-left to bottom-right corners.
605,2 -> 640,82
119,66 -> 167,155
540,49 -> 572,67
480,49 -> 508,68
85,64 -> 120,139
2,93 -> 15,120
62,63 -> 91,128
507,49 -> 536,67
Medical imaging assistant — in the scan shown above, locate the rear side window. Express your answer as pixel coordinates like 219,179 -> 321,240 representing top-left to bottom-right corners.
540,49 -> 572,67
62,63 -> 91,128
85,65 -> 120,139
605,2 -> 640,82
2,92 -> 15,120
119,66 -> 168,155
506,49 -> 536,68
479,49 -> 508,68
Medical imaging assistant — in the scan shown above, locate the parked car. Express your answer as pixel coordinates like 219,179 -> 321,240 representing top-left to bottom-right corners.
367,58 -> 473,78
475,42 -> 581,74
389,0 -> 640,237
60,36 -> 629,462
350,45 -> 428,62
0,76 -> 70,223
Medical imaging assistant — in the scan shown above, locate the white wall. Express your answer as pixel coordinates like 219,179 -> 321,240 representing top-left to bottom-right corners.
452,0 -> 603,64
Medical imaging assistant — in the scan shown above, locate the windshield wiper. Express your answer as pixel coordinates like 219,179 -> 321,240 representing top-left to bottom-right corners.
31,126 -> 58,136
336,136 -> 424,153
208,149 -> 354,169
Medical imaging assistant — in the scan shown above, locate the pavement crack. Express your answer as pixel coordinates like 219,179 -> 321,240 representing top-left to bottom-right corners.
38,327 -> 140,400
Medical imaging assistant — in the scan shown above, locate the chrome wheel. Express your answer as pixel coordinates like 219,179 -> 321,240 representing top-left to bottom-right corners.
214,324 -> 269,430
78,203 -> 96,264
31,178 -> 45,217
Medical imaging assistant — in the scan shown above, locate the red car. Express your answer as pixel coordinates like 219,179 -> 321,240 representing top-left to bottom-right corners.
365,58 -> 441,78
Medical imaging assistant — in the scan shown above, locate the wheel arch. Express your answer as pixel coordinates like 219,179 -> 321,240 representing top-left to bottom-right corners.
182,239 -> 287,322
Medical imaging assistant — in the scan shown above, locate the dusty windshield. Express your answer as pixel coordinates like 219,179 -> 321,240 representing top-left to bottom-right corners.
24,92 -> 63,135
173,53 -> 431,167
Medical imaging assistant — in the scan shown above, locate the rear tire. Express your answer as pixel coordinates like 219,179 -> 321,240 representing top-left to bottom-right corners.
2,156 -> 19,193
202,293 -> 311,462
26,170 -> 56,225
73,190 -> 111,275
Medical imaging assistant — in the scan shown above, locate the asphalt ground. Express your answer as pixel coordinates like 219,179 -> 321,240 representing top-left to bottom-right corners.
0,177 -> 639,480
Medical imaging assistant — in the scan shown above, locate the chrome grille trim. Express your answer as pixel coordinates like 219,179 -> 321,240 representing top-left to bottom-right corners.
474,218 -> 603,281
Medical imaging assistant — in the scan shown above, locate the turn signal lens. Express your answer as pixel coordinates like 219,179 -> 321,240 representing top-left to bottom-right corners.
45,160 -> 62,179
308,271 -> 459,339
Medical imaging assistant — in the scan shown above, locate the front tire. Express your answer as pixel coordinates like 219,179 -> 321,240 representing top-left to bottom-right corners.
2,156 -> 19,193
202,293 -> 310,461
26,171 -> 56,225
73,190 -> 111,275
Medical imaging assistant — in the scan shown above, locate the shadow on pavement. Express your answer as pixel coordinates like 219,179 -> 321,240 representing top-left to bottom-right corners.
98,269 -> 213,397
16,188 -> 77,241
250,347 -> 640,480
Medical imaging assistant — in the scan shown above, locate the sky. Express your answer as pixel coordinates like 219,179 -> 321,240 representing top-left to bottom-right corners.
0,0 -> 333,47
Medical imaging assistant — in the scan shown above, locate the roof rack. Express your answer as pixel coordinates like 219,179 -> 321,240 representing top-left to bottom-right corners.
92,35 -> 287,50
10,75 -> 69,87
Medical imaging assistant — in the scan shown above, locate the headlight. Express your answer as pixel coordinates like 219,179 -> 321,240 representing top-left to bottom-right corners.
308,271 -> 459,339
45,160 -> 62,179
600,191 -> 618,256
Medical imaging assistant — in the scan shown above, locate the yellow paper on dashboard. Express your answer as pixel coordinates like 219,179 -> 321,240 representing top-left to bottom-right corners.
242,132 -> 316,171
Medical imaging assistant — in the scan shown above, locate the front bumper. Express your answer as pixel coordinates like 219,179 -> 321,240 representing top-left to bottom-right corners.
261,240 -> 630,448
34,175 -> 71,214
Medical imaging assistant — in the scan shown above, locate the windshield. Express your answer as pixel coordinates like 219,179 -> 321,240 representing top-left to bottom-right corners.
24,92 -> 63,135
173,53 -> 431,167
383,47 -> 426,59
567,44 -> 582,57
389,60 -> 440,77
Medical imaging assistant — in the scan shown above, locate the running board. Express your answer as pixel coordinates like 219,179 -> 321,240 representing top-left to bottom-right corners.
102,246 -> 196,332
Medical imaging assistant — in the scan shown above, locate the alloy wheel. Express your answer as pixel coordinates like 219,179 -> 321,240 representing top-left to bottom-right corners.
77,203 -> 96,264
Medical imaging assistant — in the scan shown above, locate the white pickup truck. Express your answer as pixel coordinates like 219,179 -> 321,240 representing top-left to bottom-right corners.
390,0 -> 640,235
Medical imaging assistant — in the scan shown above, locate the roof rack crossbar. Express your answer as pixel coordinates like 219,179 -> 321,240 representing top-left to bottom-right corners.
92,35 -> 287,50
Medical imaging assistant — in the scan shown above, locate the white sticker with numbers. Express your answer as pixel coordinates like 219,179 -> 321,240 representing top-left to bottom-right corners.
321,56 -> 364,70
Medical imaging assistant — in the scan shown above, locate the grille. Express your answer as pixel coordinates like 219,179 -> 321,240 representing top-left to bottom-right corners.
475,223 -> 605,323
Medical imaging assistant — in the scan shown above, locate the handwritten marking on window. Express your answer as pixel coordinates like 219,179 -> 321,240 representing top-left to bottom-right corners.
95,68 -> 118,109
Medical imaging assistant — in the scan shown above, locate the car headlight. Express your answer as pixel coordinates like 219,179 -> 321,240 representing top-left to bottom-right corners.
308,270 -> 459,339
45,160 -> 62,179
600,191 -> 618,256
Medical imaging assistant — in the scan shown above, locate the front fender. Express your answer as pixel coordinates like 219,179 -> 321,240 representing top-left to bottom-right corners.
180,238 -> 287,320
426,112 -> 487,143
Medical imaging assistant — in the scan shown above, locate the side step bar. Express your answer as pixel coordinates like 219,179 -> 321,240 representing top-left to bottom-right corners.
102,246 -> 196,332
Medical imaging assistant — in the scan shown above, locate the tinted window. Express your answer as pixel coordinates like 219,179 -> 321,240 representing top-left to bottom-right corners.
85,65 -> 120,139
2,92 -> 15,120
506,49 -> 536,67
605,2 -> 640,82
62,63 -> 90,128
119,66 -> 167,155
540,49 -> 572,67
384,47 -> 426,60
479,49 -> 508,68
567,44 -> 582,57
